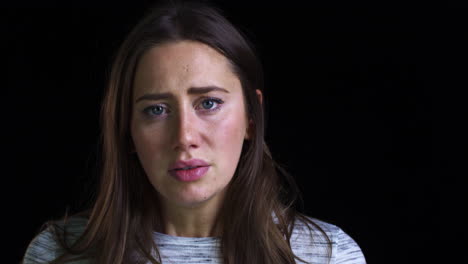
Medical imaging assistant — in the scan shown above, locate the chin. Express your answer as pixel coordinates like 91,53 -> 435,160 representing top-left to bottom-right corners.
175,197 -> 211,208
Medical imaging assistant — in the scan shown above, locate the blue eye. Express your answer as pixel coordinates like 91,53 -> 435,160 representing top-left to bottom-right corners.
202,99 -> 215,109
142,97 -> 224,119
144,105 -> 167,116
199,98 -> 224,111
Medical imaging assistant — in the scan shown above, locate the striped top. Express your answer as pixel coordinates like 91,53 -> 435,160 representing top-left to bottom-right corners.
23,216 -> 366,264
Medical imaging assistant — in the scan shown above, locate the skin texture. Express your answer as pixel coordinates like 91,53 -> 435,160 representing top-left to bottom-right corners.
131,40 -> 261,237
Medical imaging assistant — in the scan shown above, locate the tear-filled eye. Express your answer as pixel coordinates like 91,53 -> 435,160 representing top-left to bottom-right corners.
143,104 -> 168,117
198,97 -> 224,111
201,99 -> 215,109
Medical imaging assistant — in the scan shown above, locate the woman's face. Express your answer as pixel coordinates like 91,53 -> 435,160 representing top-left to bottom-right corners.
131,40 -> 249,209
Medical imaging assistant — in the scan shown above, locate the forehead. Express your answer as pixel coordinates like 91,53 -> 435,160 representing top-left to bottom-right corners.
133,40 -> 240,96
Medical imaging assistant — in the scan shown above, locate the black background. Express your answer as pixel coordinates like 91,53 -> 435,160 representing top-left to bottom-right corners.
4,1 -> 467,263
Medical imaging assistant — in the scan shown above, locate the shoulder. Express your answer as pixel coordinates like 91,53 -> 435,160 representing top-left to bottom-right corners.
22,216 -> 88,264
290,215 -> 367,264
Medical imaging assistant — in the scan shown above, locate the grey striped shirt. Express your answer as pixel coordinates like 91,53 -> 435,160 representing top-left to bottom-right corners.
23,216 -> 366,264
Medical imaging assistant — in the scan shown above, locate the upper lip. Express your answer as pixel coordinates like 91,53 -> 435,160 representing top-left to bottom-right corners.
168,159 -> 210,171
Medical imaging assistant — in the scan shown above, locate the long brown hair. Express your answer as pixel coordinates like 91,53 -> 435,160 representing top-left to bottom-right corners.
28,1 -> 332,263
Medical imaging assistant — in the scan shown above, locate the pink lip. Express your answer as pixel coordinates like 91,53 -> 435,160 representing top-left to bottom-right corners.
169,166 -> 210,182
168,159 -> 211,182
168,159 -> 210,171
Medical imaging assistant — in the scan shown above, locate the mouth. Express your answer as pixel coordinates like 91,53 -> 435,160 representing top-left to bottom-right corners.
168,165 -> 211,182
168,159 -> 210,171
172,166 -> 206,171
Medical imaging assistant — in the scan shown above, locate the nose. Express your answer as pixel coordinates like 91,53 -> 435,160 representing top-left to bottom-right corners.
172,106 -> 200,152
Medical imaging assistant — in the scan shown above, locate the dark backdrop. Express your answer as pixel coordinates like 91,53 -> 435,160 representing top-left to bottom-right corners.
4,1 -> 467,263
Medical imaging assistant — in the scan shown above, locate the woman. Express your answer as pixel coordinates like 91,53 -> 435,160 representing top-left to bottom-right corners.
22,1 -> 366,263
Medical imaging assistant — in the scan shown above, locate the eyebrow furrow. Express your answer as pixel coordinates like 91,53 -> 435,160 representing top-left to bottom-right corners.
135,86 -> 229,103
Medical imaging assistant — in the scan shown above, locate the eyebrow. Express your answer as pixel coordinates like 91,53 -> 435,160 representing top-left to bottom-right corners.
135,86 -> 230,103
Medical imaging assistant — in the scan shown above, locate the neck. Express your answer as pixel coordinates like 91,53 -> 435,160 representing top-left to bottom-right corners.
155,192 -> 225,237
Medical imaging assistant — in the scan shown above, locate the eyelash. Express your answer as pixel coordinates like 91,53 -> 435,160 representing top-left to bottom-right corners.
142,97 -> 225,119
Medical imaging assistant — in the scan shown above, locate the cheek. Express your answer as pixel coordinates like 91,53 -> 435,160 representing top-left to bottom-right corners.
132,125 -> 168,166
209,109 -> 247,161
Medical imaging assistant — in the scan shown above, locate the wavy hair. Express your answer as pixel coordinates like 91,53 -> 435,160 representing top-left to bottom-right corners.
26,1 -> 332,263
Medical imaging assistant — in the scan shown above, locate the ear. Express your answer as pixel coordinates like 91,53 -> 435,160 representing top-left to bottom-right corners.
245,89 -> 263,140
256,89 -> 263,106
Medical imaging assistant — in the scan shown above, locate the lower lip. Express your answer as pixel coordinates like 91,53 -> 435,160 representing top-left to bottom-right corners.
169,166 -> 210,182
